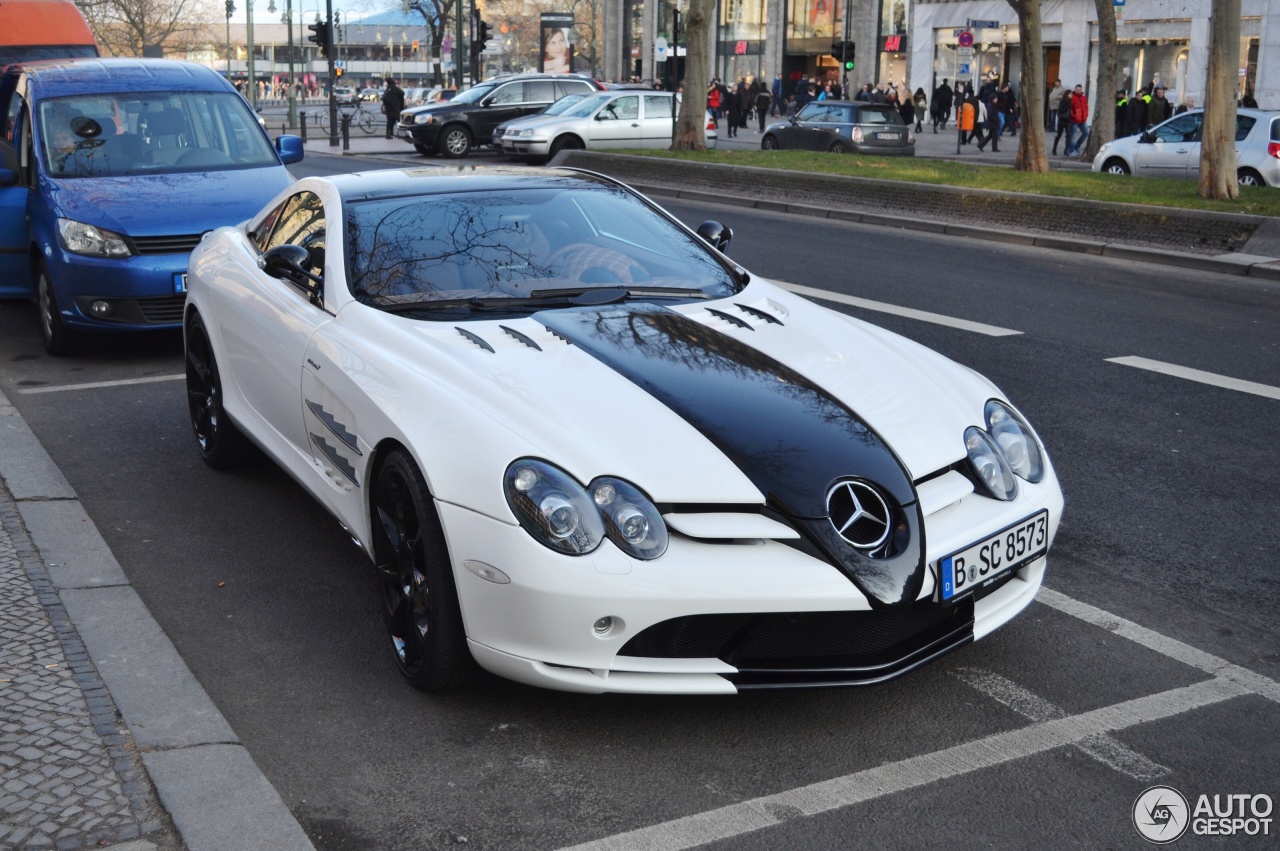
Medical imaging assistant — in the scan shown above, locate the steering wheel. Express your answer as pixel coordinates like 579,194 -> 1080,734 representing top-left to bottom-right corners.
546,241 -> 648,284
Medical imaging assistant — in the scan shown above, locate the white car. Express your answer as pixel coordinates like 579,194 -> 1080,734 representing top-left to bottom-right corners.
1092,107 -> 1280,186
332,86 -> 357,105
499,91 -> 718,160
183,167 -> 1063,694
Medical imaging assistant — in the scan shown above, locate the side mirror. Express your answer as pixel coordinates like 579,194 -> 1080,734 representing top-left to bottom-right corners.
0,167 -> 16,187
260,244 -> 322,301
789,115 -> 798,125
1139,131 -> 1154,144
275,134 -> 304,164
696,220 -> 733,253
481,96 -> 494,107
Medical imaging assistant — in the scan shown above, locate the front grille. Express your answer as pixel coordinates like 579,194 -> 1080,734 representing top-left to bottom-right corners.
130,234 -> 203,255
136,295 -> 187,324
619,600 -> 974,688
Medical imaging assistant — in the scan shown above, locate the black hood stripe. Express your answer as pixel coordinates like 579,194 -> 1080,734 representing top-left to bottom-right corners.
537,305 -> 924,606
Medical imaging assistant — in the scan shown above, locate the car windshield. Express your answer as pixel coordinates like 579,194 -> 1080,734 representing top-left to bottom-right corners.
449,82 -> 498,105
346,181 -> 740,314
39,92 -> 279,178
562,93 -> 613,118
545,94 -> 588,115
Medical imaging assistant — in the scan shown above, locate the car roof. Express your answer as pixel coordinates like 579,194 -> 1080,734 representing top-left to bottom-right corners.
10,57 -> 234,97
327,165 -> 611,203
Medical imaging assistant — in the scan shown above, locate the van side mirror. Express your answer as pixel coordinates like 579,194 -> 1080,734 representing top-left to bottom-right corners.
275,134 -> 304,164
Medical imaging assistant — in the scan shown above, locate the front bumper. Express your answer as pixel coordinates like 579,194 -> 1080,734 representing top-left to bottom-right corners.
439,471 -> 1062,694
49,243 -> 189,332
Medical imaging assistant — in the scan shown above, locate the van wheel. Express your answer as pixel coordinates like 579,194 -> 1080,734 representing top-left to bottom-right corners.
36,261 -> 77,356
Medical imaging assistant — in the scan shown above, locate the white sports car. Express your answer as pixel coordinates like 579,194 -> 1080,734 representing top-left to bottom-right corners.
183,167 -> 1064,695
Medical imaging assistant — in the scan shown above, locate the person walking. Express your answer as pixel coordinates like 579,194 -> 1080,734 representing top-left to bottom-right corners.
912,88 -> 927,132
725,84 -> 742,137
1046,78 -> 1065,131
381,78 -> 405,139
976,92 -> 1001,152
1065,84 -> 1089,156
755,85 -> 772,132
771,73 -> 784,116
1052,90 -> 1072,154
932,79 -> 953,132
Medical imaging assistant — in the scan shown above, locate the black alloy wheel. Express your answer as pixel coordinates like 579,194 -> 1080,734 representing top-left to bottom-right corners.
372,449 -> 472,691
36,261 -> 76,356
829,139 -> 850,153
440,125 -> 472,158
761,134 -> 779,150
185,312 -> 250,469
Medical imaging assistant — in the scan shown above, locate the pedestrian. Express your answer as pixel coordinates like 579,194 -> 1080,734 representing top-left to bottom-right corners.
898,90 -> 914,128
1046,78 -> 1065,131
1052,90 -> 1072,154
1149,85 -> 1173,125
1065,84 -> 1089,156
1114,90 -> 1132,138
1126,87 -> 1149,135
1000,83 -> 1017,136
725,83 -> 742,137
856,83 -> 873,103
1242,90 -> 1259,108
931,78 -> 953,132
913,87 -> 927,132
976,92 -> 1001,152
381,77 -> 405,139
707,80 -> 723,127
755,85 -> 772,132
735,77 -> 750,130
1174,96 -> 1194,116
771,73 -> 784,116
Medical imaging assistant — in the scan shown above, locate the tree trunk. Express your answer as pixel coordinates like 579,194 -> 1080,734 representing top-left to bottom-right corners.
1198,0 -> 1241,199
1082,0 -> 1117,161
1007,0 -> 1047,171
672,0 -> 713,151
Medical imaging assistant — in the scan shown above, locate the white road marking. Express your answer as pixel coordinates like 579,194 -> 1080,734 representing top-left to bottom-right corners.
14,374 -> 185,395
952,667 -> 1168,781
1106,356 -> 1280,401
1036,588 -> 1280,705
558,678 -> 1247,851
774,281 -> 1024,337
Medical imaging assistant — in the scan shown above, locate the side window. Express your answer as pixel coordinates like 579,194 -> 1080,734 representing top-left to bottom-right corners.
0,94 -> 21,173
643,95 -> 673,119
557,81 -> 592,98
600,96 -> 638,121
1154,114 -> 1199,143
526,81 -> 556,103
489,83 -> 525,106
5,92 -> 21,143
264,191 -> 326,284
796,103 -> 823,122
251,200 -> 288,253
1236,115 -> 1256,142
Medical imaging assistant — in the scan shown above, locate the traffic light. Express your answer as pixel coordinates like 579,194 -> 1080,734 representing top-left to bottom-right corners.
831,41 -> 855,71
477,20 -> 493,47
225,0 -> 234,18
334,66 -> 344,79
307,20 -> 332,58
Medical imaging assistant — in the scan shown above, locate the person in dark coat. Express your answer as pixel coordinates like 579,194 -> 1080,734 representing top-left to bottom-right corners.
1149,86 -> 1173,125
1114,91 -> 1133,138
381,78 -> 405,139
1052,90 -> 1072,154
755,85 -> 772,132
898,93 -> 914,128
725,84 -> 743,137
976,92 -> 1001,152
931,79 -> 953,132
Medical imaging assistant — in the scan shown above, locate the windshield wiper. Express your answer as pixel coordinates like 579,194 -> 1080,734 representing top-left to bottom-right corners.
364,285 -> 713,315
529,285 -> 712,303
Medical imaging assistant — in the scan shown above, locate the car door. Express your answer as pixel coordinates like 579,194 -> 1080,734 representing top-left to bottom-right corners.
588,95 -> 640,148
640,94 -> 675,148
1133,113 -> 1201,179
0,83 -> 32,296
217,190 -> 332,457
780,103 -> 827,150
476,81 -> 529,141
1187,114 -> 1257,184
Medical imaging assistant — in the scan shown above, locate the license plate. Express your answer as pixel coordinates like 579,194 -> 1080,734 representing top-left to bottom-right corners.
395,127 -> 408,138
939,510 -> 1048,602
876,132 -> 897,140
173,272 -> 187,294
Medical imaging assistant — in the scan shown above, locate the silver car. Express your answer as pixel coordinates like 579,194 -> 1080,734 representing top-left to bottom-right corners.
499,91 -> 717,161
1092,107 -> 1280,186
492,93 -> 589,150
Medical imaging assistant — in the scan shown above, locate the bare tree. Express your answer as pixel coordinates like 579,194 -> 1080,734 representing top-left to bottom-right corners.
672,0 -> 713,150
1081,0 -> 1117,161
1198,0 -> 1241,199
1005,0 -> 1047,171
406,0 -> 453,86
77,0 -> 217,56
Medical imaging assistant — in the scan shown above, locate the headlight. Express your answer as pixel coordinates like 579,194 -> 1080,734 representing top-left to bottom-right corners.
504,460 -> 668,559
414,113 -> 436,125
985,400 -> 1045,483
57,219 -> 131,258
964,426 -> 1017,501
590,476 -> 668,560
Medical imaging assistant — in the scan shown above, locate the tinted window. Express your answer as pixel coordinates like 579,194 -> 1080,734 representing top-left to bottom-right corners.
857,107 -> 900,125
39,91 -> 278,178
1272,118 -> 1280,143
1236,115 -> 1256,142
265,192 -> 326,281
556,80 -> 594,98
526,81 -> 556,103
489,83 -> 525,105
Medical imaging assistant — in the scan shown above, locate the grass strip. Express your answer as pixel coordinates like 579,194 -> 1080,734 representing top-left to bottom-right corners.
618,149 -> 1280,217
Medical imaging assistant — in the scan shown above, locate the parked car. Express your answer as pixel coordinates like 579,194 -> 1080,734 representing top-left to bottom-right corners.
762,101 -> 915,156
182,166 -> 1063,694
358,87 -> 381,103
396,73 -> 603,158
0,58 -> 303,354
402,86 -> 427,107
1092,107 -> 1280,186
333,86 -> 358,105
491,93 -> 589,150
0,0 -> 98,65
498,91 -> 718,161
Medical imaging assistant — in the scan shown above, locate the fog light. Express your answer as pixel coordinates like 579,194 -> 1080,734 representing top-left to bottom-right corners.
89,300 -> 114,318
593,616 -> 620,636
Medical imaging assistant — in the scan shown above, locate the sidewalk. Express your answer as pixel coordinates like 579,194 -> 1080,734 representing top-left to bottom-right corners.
0,388 -> 313,851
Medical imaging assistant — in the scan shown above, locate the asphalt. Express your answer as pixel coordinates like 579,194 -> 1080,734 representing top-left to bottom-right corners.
0,118 -> 1276,851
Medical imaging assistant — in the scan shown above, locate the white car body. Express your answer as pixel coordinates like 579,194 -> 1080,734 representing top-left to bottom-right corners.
500,91 -> 718,159
1092,107 -> 1280,186
183,167 -> 1063,694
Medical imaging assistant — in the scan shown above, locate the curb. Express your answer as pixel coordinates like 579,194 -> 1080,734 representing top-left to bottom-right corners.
0,387 -> 315,851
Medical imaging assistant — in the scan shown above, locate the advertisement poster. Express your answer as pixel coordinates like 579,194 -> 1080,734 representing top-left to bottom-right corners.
541,13 -> 574,74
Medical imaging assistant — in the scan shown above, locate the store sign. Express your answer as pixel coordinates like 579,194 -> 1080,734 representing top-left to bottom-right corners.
735,40 -> 747,55
967,19 -> 1000,29
883,35 -> 905,52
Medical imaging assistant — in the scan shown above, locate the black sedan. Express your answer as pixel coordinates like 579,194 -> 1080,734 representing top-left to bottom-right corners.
762,101 -> 915,156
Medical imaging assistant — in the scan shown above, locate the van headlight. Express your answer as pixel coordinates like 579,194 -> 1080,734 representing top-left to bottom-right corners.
57,219 -> 132,258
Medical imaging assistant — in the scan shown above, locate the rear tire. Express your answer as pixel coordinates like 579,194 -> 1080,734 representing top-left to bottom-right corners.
36,261 -> 77,356
1238,168 -> 1265,187
761,135 -> 779,151
829,139 -> 850,153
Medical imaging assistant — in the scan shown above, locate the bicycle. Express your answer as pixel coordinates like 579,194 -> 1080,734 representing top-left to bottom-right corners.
312,102 -> 378,137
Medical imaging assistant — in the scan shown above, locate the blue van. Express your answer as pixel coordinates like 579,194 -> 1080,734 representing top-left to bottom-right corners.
0,58 -> 304,354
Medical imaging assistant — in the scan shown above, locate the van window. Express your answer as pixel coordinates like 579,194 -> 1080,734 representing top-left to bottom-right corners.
39,92 -> 279,178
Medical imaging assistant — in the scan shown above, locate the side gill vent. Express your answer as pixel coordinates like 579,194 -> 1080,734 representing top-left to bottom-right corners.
456,327 -> 495,353
735,302 -> 784,325
543,326 -> 574,345
499,325 -> 542,350
705,307 -> 754,331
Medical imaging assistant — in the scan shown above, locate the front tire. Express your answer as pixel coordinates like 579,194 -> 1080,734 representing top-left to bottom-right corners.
185,312 -> 251,469
761,134 -> 779,151
1103,158 -> 1131,175
549,135 -> 584,157
439,125 -> 472,158
1238,168 -> 1265,187
372,449 -> 473,691
36,261 -> 76,356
